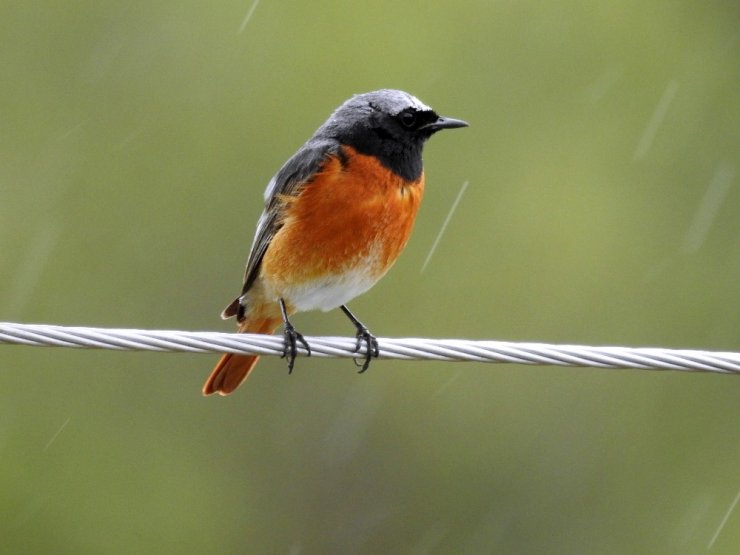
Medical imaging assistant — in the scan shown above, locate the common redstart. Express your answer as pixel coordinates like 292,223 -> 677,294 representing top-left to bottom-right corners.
203,89 -> 468,395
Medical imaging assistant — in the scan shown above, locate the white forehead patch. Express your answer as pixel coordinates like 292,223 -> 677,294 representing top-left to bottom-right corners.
402,92 -> 432,113
381,89 -> 432,115
346,89 -> 433,117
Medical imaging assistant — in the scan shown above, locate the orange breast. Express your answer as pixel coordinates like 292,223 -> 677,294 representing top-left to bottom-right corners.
260,146 -> 424,307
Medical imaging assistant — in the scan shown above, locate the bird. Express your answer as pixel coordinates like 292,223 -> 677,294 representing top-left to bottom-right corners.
203,89 -> 468,396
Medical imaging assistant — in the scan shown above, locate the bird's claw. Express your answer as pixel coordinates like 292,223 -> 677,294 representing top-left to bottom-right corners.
352,327 -> 379,373
281,322 -> 311,374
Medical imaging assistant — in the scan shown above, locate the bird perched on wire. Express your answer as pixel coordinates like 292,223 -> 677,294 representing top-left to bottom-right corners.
203,89 -> 468,396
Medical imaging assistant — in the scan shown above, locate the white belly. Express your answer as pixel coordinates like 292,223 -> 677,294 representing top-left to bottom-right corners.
281,267 -> 380,312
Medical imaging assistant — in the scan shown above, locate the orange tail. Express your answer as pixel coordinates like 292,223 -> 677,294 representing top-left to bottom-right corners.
202,317 -> 281,396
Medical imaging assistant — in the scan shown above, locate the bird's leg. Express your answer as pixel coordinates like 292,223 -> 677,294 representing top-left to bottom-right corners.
340,305 -> 379,373
279,298 -> 311,374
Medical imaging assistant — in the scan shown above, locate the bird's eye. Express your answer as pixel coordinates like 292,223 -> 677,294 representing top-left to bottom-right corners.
399,110 -> 417,128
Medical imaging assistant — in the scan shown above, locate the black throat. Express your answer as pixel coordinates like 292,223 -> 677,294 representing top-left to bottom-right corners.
343,127 -> 424,182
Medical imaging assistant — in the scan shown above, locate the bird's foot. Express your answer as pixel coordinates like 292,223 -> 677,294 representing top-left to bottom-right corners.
281,321 -> 311,374
352,325 -> 379,373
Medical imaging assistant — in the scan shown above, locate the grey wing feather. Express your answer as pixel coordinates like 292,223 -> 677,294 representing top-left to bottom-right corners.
222,138 -> 340,320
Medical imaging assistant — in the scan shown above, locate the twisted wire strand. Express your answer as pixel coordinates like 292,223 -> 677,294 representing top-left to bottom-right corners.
1,322 -> 739,374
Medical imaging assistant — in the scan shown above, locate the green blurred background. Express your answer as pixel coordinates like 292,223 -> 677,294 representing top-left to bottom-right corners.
2,1 -> 739,553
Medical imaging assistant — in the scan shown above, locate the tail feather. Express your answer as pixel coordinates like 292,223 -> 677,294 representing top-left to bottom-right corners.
220,297 -> 241,320
202,317 -> 281,396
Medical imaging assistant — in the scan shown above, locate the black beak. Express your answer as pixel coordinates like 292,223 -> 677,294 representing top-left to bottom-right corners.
421,116 -> 469,132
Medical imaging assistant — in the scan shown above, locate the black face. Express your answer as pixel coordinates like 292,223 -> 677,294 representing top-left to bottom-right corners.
344,105 -> 443,182
394,107 -> 442,136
